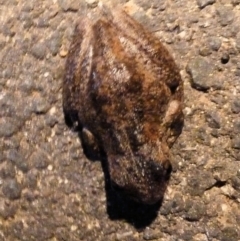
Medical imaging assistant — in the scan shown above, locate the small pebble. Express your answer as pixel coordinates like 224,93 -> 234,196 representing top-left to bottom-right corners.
7,149 -> 29,173
31,42 -> 47,60
185,201 -> 205,221
196,0 -> 215,9
85,0 -> 99,8
231,99 -> 240,114
30,96 -> 50,114
233,120 -> 240,134
58,0 -> 81,11
143,228 -> 162,240
232,136 -> 240,149
30,149 -> 50,170
216,5 -> 234,27
205,111 -> 221,129
207,37 -> 222,51
0,117 -> 20,137
2,179 -> 22,200
24,169 -> 39,189
0,162 -> 16,179
0,200 -> 17,219
199,46 -> 212,56
47,32 -> 62,56
186,56 -> 214,91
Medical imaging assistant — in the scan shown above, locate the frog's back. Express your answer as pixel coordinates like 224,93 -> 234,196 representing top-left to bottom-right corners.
63,8 -> 182,136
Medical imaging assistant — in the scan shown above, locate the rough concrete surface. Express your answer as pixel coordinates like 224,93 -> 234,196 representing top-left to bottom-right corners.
0,0 -> 240,240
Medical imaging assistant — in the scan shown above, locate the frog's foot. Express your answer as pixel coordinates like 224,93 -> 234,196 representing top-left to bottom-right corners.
80,127 -> 102,160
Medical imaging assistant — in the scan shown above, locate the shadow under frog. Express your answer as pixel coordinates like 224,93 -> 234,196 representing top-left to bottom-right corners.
62,6 -> 184,228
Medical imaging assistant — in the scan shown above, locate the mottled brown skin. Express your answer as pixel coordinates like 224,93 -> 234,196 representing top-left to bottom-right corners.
63,7 -> 184,204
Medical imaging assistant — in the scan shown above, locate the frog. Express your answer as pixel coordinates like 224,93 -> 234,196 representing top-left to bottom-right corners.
62,5 -> 184,204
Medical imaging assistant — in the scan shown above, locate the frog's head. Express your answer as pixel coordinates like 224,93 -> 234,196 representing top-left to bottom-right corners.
108,142 -> 172,205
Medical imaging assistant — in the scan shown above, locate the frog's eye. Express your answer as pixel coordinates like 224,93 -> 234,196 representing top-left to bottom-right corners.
167,79 -> 179,94
148,159 -> 171,182
63,108 -> 80,131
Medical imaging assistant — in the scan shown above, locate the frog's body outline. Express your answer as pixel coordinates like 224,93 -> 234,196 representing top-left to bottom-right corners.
63,6 -> 184,204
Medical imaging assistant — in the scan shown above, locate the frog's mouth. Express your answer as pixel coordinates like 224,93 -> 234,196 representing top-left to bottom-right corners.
111,179 -> 166,205
110,180 -> 148,204
109,160 -> 172,205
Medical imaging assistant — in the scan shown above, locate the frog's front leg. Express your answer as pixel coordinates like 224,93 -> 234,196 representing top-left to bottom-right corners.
80,127 -> 102,160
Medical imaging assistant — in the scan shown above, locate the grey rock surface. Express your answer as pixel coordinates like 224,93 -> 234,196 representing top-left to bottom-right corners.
0,0 -> 239,240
